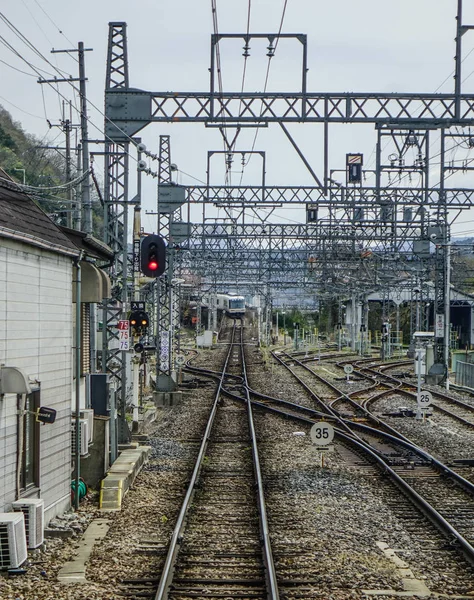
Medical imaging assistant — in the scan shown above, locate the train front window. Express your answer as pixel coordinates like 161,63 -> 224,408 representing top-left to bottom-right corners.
230,299 -> 245,309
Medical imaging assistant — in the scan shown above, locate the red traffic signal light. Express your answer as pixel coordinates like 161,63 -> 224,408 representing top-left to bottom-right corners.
141,235 -> 166,277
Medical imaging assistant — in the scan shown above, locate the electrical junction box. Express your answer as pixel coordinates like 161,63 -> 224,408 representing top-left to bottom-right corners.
413,239 -> 430,258
158,185 -> 186,214
170,221 -> 192,243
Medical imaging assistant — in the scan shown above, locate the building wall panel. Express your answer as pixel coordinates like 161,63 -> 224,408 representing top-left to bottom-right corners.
0,239 -> 74,521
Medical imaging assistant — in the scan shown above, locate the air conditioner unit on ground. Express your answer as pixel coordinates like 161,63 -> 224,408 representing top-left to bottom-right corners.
12,498 -> 44,549
80,409 -> 94,443
71,418 -> 89,456
0,513 -> 27,569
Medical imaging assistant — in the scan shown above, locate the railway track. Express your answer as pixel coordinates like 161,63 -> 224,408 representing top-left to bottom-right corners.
198,326 -> 474,593
125,321 -> 279,600
261,349 -> 474,571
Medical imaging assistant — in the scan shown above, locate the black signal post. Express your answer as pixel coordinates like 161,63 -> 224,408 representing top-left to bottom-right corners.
141,234 -> 166,277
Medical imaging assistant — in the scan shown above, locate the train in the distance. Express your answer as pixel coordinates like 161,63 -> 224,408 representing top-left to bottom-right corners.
192,293 -> 246,318
216,294 -> 246,318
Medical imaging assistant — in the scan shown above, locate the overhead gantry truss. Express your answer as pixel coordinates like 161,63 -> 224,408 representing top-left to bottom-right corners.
105,90 -> 474,138
186,186 -> 474,209
185,222 -> 430,251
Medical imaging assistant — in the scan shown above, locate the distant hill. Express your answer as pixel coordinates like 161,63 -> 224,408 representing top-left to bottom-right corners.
0,105 -> 102,236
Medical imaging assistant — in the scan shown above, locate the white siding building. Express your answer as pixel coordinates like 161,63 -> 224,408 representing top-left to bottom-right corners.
0,175 -> 80,522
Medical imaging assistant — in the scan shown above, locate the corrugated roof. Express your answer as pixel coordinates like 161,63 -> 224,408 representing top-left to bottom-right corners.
0,169 -> 79,256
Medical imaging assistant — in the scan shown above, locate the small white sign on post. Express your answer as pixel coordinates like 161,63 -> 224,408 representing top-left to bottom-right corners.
310,422 -> 335,467
344,364 -> 354,382
175,354 -> 186,367
310,422 -> 335,446
418,390 -> 433,409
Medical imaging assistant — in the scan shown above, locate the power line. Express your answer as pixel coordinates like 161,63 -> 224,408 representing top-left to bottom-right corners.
0,11 -> 72,78
0,167 -> 91,191
19,0 -> 55,49
239,0 -> 290,185
0,57 -> 36,77
0,94 -> 44,119
0,25 -> 143,164
31,0 -> 78,52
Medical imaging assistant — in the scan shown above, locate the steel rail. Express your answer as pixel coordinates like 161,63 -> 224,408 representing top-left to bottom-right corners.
230,393 -> 474,568
184,345 -> 474,569
272,351 -> 474,494
239,330 -> 280,600
154,323 -> 238,600
275,350 -> 414,445
351,363 -> 474,427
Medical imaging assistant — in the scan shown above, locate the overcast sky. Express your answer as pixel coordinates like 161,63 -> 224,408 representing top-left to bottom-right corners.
2,0 -> 474,236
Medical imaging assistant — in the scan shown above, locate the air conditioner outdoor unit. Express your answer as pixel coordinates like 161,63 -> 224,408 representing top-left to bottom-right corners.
12,498 -> 44,549
71,418 -> 89,456
80,409 -> 94,443
0,513 -> 27,569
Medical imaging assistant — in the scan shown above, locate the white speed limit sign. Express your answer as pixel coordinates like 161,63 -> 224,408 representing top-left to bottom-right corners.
310,422 -> 335,446
343,364 -> 354,375
175,354 -> 186,366
418,390 -> 432,408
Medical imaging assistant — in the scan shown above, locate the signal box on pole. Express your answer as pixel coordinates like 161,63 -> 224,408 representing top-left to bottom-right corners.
141,235 -> 166,277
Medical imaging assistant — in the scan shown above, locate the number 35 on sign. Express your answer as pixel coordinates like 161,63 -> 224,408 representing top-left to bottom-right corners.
310,422 -> 335,446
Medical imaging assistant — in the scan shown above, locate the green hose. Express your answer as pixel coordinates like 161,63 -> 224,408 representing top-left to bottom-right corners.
71,478 -> 87,503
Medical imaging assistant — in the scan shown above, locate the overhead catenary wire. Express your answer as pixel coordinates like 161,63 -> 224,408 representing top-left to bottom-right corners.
211,0 -> 233,188
0,13 -> 151,162
239,0 -> 289,186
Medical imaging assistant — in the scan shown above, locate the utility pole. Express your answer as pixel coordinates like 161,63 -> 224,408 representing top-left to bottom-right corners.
78,42 -> 92,234
35,100 -> 78,228
64,116 -> 72,228
75,144 -> 82,230
44,43 -> 93,233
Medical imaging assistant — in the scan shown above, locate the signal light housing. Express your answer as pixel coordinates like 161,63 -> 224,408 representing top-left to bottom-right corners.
141,234 -> 166,277
129,310 -> 150,334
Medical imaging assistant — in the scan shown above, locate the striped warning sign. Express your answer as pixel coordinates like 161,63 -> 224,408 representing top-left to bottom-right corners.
347,154 -> 363,164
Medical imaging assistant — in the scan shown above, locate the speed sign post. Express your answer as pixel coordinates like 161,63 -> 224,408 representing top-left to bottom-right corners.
175,354 -> 186,384
344,364 -> 354,383
417,390 -> 432,422
310,422 -> 335,467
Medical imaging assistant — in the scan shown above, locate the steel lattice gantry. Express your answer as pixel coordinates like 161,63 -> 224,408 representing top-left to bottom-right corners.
103,22 -> 131,443
102,6 -> 474,404
155,136 -> 184,390
185,185 -> 474,209
105,91 -> 474,133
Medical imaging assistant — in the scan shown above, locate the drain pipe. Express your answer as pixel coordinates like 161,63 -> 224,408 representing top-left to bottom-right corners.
74,252 -> 83,510
16,393 -> 26,500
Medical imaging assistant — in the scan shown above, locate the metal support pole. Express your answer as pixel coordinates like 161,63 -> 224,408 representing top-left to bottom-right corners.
455,0 -> 463,119
73,254 -> 82,510
445,241 -> 451,389
74,144 -> 82,230
351,293 -> 357,351
78,42 -> 92,234
64,116 -> 72,228
416,347 -> 423,420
